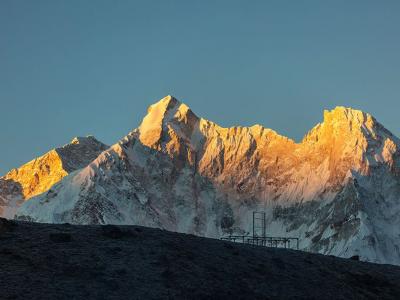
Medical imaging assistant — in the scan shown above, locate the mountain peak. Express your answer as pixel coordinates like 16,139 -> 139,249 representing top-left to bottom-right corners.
323,106 -> 375,127
1,135 -> 108,207
138,96 -> 199,148
147,95 -> 179,112
321,106 -> 381,142
70,135 -> 100,145
302,106 -> 382,146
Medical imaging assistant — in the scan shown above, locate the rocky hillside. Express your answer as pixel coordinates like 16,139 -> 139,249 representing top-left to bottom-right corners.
14,96 -> 400,264
1,218 -> 400,299
0,136 -> 108,218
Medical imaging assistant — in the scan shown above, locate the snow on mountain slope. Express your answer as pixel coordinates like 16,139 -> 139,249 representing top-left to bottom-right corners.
0,136 -> 108,218
15,96 -> 400,264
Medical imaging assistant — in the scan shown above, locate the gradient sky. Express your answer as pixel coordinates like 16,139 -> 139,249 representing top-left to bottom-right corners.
1,1 -> 400,175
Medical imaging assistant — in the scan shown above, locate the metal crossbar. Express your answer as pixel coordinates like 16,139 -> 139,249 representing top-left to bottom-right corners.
221,235 -> 299,250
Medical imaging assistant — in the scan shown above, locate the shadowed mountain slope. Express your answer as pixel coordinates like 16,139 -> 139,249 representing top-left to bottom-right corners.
1,218 -> 400,300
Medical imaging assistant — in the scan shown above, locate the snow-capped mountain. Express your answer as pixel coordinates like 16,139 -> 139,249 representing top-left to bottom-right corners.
14,96 -> 400,264
0,136 -> 108,218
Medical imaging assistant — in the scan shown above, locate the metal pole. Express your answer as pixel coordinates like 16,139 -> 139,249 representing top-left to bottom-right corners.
263,212 -> 266,238
252,211 -> 255,237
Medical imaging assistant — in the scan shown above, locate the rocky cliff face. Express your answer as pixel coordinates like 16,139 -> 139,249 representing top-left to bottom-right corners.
0,136 -> 108,218
14,96 -> 400,264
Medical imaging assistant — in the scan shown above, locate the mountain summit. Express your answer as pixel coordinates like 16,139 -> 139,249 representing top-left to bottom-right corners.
138,95 -> 200,149
9,96 -> 400,264
0,136 -> 108,217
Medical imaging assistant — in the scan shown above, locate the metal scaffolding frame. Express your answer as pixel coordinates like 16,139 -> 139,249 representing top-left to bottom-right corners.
221,211 -> 299,250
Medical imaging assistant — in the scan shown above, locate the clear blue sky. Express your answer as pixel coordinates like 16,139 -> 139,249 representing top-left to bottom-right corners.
1,0 -> 400,174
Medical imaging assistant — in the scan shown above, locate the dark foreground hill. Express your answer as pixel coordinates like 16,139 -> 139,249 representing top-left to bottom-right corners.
1,218 -> 400,299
